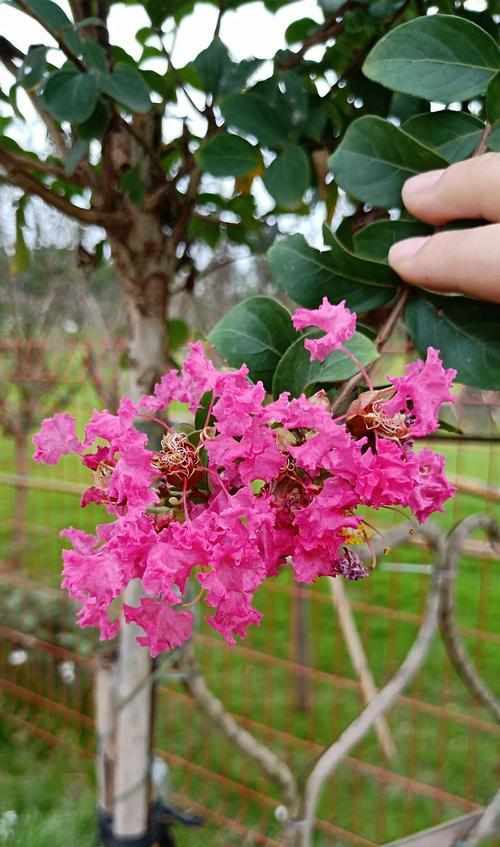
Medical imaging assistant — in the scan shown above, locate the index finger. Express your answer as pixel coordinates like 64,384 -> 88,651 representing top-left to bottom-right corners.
401,152 -> 500,226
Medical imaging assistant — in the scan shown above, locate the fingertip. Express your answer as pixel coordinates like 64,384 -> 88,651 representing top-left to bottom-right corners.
402,169 -> 445,198
388,236 -> 431,274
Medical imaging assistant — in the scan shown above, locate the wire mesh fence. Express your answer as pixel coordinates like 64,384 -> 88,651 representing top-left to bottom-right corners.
0,340 -> 499,846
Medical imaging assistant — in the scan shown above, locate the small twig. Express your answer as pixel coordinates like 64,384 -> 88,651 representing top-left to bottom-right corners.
278,0 -> 357,71
330,284 -> 410,415
157,35 -> 207,119
473,123 -> 493,158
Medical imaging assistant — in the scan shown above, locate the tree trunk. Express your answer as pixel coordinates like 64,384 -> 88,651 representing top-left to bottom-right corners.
107,218 -> 170,842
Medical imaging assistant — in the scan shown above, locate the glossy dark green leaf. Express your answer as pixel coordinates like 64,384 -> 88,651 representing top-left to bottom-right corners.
43,70 -> 99,124
208,296 -> 297,391
390,92 -> 428,123
191,39 -> 230,96
329,116 -> 447,208
18,0 -> 72,31
486,71 -> 500,124
285,17 -> 318,44
262,146 -> 311,209
17,45 -> 47,89
405,292 -> 500,390
81,40 -> 107,72
218,58 -> 262,99
64,137 -> 88,175
77,98 -> 110,140
267,234 -> 396,314
403,111 -> 484,163
363,15 -> 500,103
353,219 -> 432,262
100,64 -> 151,112
197,133 -> 262,177
221,93 -> 291,148
272,330 -> 378,398
191,40 -> 260,99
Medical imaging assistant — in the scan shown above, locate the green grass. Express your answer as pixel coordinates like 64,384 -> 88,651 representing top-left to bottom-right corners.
0,376 -> 499,846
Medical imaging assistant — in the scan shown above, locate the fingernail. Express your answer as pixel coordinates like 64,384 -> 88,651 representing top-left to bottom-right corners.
404,169 -> 445,195
388,236 -> 430,264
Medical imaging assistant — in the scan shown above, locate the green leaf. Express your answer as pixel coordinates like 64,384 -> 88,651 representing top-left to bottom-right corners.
194,390 -> 215,432
74,16 -> 106,29
363,15 -> 500,103
285,17 -> 318,44
403,111 -> 484,164
250,479 -> 266,494
17,45 -> 47,90
64,138 -> 88,175
262,146 -> 311,209
76,98 -> 110,140
218,58 -> 262,99
329,116 -> 447,208
208,296 -> 297,391
197,133 -> 262,178
267,234 -> 396,314
272,331 -> 378,398
353,219 -> 432,262
191,39 -> 230,96
13,202 -> 30,275
168,318 -> 190,352
100,64 -> 151,113
43,70 -> 99,124
389,92 -> 428,123
487,123 -> 500,152
221,92 -> 291,148
135,26 -> 155,45
81,40 -> 107,73
119,166 -> 145,207
18,0 -> 71,31
405,292 -> 500,390
486,71 -> 500,124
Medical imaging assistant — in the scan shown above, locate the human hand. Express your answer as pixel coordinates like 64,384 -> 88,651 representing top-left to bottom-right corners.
387,152 -> 500,304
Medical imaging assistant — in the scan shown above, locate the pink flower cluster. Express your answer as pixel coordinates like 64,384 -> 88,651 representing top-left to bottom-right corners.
32,300 -> 456,656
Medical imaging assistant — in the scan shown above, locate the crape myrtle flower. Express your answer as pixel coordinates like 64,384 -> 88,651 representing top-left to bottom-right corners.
33,299 -> 456,656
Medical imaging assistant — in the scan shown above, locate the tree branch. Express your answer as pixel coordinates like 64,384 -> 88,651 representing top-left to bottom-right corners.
13,0 -> 86,71
179,644 -> 300,812
0,143 -> 82,183
439,514 -> 500,722
0,36 -> 69,157
0,148 -> 125,229
278,0 -> 356,71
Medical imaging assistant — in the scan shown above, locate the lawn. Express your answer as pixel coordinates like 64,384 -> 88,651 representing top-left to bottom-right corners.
0,374 -> 499,846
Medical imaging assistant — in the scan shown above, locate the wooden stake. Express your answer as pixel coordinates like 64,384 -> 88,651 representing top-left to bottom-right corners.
329,577 -> 397,762
95,651 -> 117,815
113,580 -> 153,839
